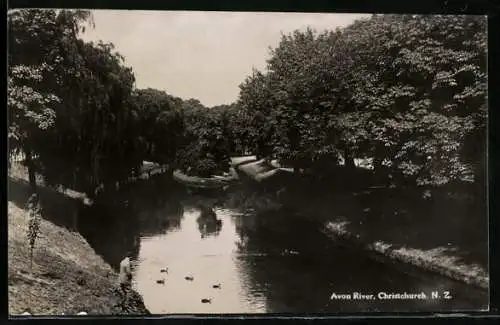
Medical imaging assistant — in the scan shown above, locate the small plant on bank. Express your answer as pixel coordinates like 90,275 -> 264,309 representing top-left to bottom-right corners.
26,193 -> 42,272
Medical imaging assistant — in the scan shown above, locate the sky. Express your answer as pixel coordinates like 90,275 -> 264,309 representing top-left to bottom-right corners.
80,10 -> 369,107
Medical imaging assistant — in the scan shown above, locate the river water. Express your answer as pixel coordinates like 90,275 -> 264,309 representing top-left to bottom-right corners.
75,180 -> 488,314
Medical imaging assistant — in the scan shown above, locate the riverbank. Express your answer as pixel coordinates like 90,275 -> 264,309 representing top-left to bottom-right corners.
8,165 -> 150,316
226,182 -> 489,291
321,220 -> 488,290
305,186 -> 488,290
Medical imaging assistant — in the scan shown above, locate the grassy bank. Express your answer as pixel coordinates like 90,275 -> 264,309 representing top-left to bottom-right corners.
322,221 -> 488,290
8,163 -> 92,206
227,181 -> 489,290
8,165 -> 150,316
299,184 -> 488,290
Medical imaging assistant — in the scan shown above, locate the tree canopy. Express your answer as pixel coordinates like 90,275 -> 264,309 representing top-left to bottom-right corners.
8,11 -> 487,197
236,14 -> 487,187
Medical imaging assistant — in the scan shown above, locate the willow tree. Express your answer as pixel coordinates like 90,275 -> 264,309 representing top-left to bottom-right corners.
8,9 -> 93,193
129,88 -> 184,168
9,9 -> 143,197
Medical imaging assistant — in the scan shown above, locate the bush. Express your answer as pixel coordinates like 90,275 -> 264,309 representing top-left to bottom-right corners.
26,193 -> 42,271
187,157 -> 223,178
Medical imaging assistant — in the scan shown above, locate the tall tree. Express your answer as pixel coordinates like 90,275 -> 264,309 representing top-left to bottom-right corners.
236,14 -> 486,187
8,9 -> 144,197
8,9 -> 93,193
130,88 -> 184,166
341,14 -> 487,186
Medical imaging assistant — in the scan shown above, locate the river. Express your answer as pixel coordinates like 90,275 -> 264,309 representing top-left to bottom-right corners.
75,179 -> 488,314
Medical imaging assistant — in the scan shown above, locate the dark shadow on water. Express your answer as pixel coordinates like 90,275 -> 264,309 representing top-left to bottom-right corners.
8,174 -> 488,312
8,174 -> 186,272
231,208 -> 488,313
277,178 -> 488,270
76,176 -> 186,270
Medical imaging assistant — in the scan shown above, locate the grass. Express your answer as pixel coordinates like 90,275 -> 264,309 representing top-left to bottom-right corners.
8,164 -> 149,316
8,202 -> 122,315
8,163 -> 91,205
307,185 -> 489,289
323,221 -> 488,289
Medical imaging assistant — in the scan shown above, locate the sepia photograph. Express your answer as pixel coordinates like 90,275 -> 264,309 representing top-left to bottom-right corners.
7,9 -> 488,316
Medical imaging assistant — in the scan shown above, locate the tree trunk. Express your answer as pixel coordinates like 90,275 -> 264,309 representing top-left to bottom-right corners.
373,146 -> 385,185
343,147 -> 355,170
373,156 -> 383,171
72,170 -> 77,191
24,148 -> 38,194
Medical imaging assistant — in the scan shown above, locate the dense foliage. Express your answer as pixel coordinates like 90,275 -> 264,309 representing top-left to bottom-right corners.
129,89 -> 184,167
9,10 -> 137,196
8,11 -> 487,198
237,14 -> 487,188
175,101 -> 235,177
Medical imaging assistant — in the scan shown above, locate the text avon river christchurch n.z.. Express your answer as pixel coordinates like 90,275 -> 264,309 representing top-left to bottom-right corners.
330,291 -> 452,301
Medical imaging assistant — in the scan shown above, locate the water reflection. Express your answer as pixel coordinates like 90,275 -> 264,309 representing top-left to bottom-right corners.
71,181 -> 487,314
133,204 -> 262,314
75,177 -> 185,271
139,200 -> 184,237
230,209 -> 488,313
196,206 -> 223,239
